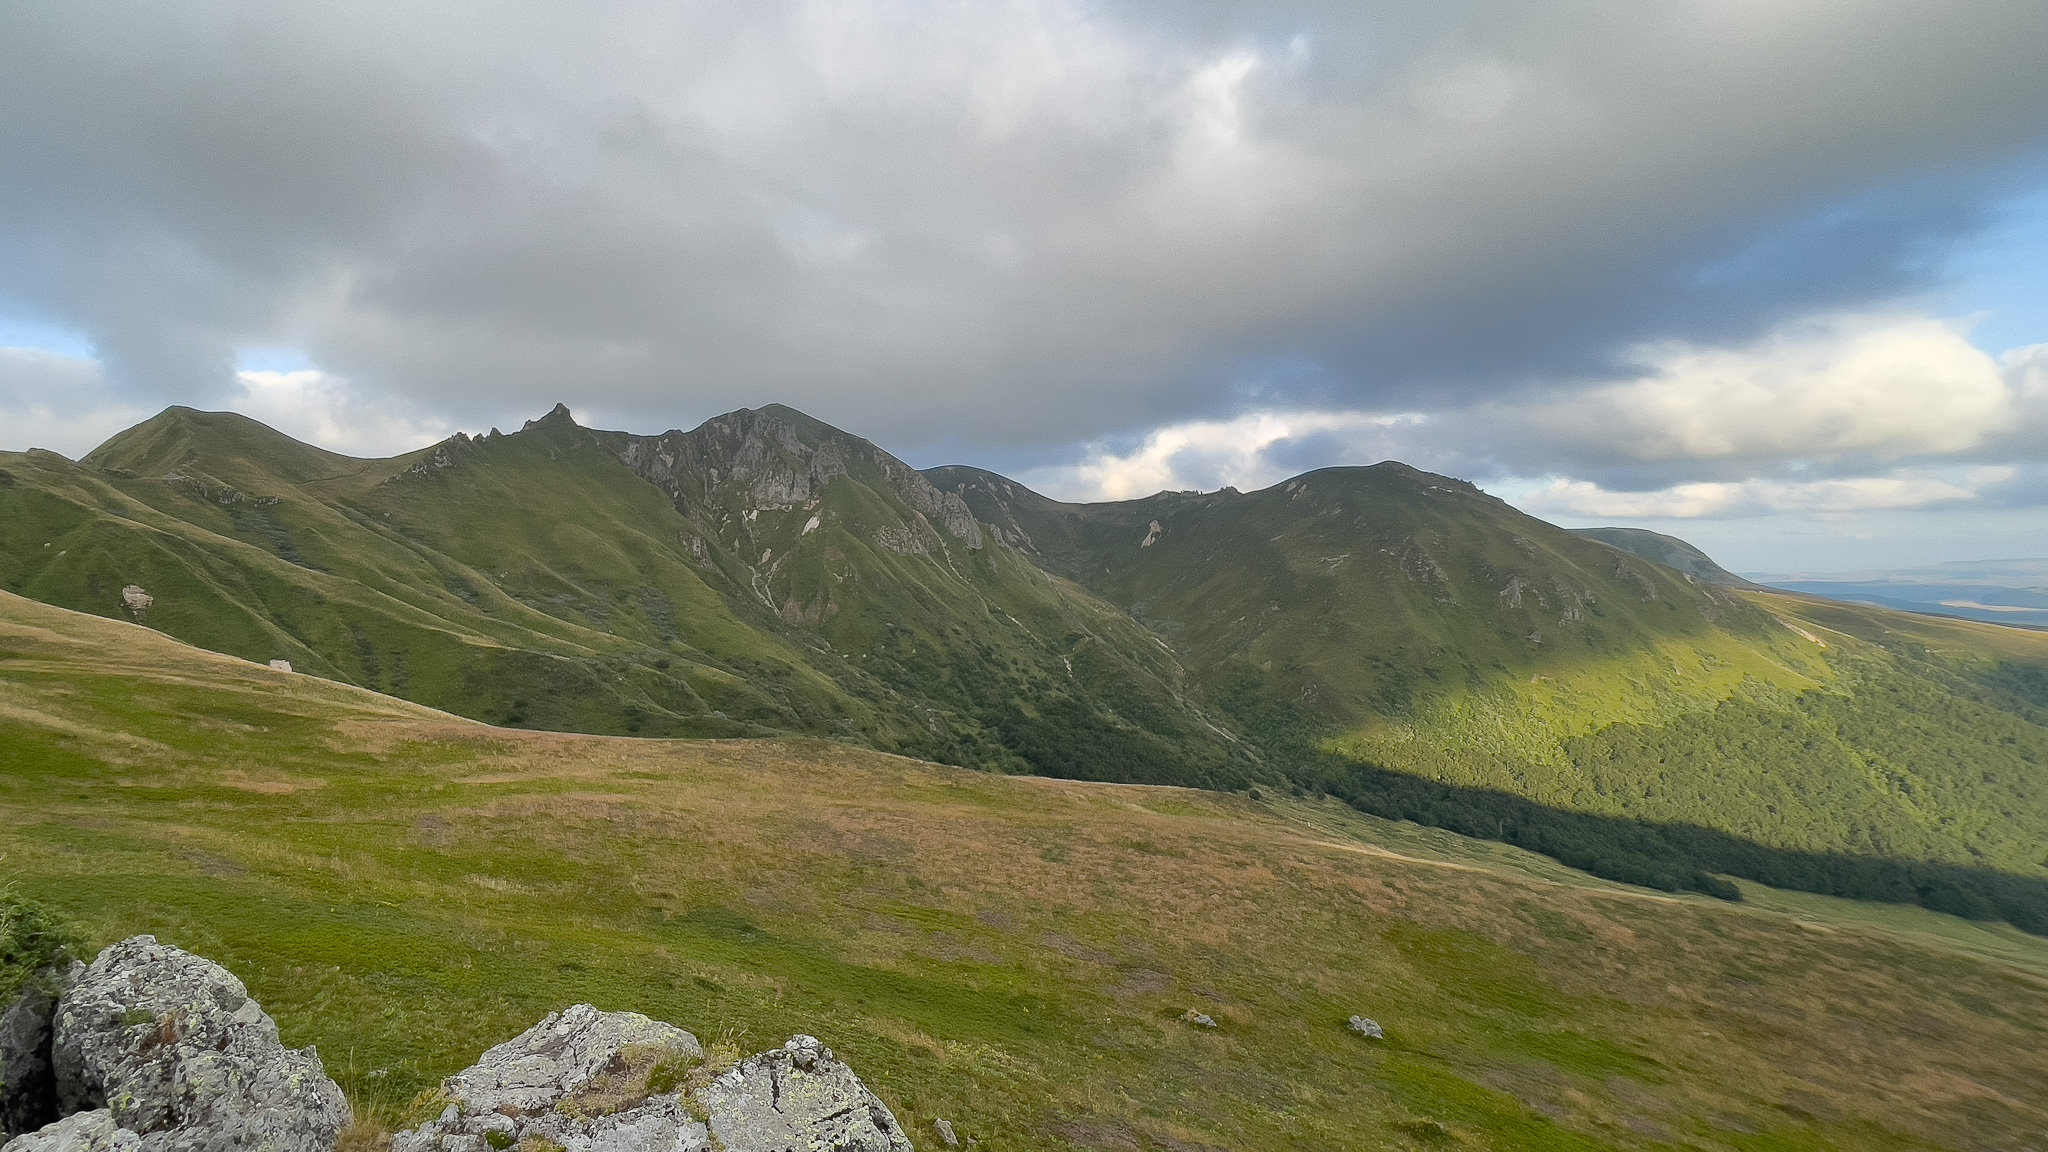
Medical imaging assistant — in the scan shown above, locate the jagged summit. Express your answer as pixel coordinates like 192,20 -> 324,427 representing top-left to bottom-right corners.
521,401 -> 577,431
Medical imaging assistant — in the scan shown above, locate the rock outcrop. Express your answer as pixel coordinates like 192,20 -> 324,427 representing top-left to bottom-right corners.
397,1012 -> 911,1152
394,1004 -> 707,1152
1,963 -> 82,1138
3,1110 -> 139,1152
47,936 -> 348,1152
1346,1015 -> 1384,1040
11,939 -> 912,1152
698,1035 -> 912,1152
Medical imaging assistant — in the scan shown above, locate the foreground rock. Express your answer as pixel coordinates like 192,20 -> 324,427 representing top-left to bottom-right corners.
699,1036 -> 912,1152
395,1004 -> 707,1152
49,936 -> 349,1152
1,963 -> 82,1139
3,1110 -> 140,1152
397,1012 -> 912,1152
1347,1015 -> 1384,1040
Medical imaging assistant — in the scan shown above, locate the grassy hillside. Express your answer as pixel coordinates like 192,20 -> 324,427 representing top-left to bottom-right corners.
5,590 -> 2048,1151
929,465 -> 2048,918
9,404 -> 2048,933
1566,527 -> 1760,588
1,406 -> 1238,779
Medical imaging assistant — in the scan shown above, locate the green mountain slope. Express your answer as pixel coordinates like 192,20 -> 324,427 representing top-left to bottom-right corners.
1567,526 -> 1761,587
5,589 -> 2047,1152
927,463 -> 2048,915
8,402 -> 2048,928
0,404 -> 1237,780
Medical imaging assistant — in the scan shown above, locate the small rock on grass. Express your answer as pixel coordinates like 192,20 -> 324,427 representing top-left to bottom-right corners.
1179,1010 -> 1217,1029
933,1118 -> 959,1146
1347,1015 -> 1384,1039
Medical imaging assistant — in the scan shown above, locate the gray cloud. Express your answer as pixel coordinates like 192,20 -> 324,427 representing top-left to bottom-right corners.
4,0 -> 2048,458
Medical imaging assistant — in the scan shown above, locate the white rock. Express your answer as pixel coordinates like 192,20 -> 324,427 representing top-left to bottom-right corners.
1346,1015 -> 1384,1039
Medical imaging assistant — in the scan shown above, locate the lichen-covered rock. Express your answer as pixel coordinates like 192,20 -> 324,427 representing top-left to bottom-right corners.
51,936 -> 348,1152
440,1004 -> 701,1116
698,1035 -> 912,1152
1346,1015 -> 1384,1040
1,1109 -> 141,1152
1,963 -> 81,1139
392,1006 -> 706,1152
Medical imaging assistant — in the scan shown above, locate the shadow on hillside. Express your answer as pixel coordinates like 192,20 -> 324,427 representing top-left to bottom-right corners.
1327,764 -> 2048,936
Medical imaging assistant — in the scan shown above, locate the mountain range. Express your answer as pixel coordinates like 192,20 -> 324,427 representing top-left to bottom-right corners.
4,403 -> 2046,928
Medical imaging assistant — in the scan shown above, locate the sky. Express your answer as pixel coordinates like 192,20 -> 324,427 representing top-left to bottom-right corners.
2,1 -> 2046,574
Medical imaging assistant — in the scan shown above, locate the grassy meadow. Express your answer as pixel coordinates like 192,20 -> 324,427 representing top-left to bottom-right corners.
6,591 -> 2048,1151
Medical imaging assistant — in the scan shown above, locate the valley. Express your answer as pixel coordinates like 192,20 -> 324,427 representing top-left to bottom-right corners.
3,590 -> 2047,1151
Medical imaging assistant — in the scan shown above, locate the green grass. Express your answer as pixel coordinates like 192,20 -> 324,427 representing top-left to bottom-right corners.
5,592 -> 2048,1151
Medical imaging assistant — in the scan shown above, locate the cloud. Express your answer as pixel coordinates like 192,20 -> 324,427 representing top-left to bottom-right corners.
5,1 -> 2048,451
1469,314 -> 2036,478
1510,467 -> 2015,520
1027,409 -> 1423,500
229,370 -> 451,458
0,346 -> 447,459
0,346 -> 154,457
1022,312 -> 2047,525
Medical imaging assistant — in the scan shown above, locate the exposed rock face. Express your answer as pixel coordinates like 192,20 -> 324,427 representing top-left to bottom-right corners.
698,1036 -> 912,1152
398,1014 -> 911,1152
118,587 -> 152,620
1,963 -> 82,1138
603,406 -> 984,554
1346,1015 -> 1384,1039
2,1110 -> 140,1152
51,936 -> 349,1152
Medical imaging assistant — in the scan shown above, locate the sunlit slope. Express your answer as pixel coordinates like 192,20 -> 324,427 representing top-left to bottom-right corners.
1567,526 -> 1761,588
929,462 -> 1772,723
930,464 -> 2048,889
4,589 -> 2047,1152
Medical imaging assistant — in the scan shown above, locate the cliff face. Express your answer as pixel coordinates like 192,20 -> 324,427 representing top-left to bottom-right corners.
603,405 -> 981,560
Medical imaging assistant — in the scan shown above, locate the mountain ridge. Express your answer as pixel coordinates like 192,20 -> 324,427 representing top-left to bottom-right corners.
6,402 -> 2048,928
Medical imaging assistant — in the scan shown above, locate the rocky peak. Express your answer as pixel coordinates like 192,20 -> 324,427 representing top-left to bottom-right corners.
521,403 -> 576,432
606,405 -> 983,550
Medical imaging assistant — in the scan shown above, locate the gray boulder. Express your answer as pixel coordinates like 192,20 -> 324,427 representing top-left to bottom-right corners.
1346,1015 -> 1384,1040
397,1013 -> 913,1152
392,1005 -> 707,1152
699,1035 -> 912,1152
2,963 -> 82,1138
2,1110 -> 141,1152
51,936 -> 349,1152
